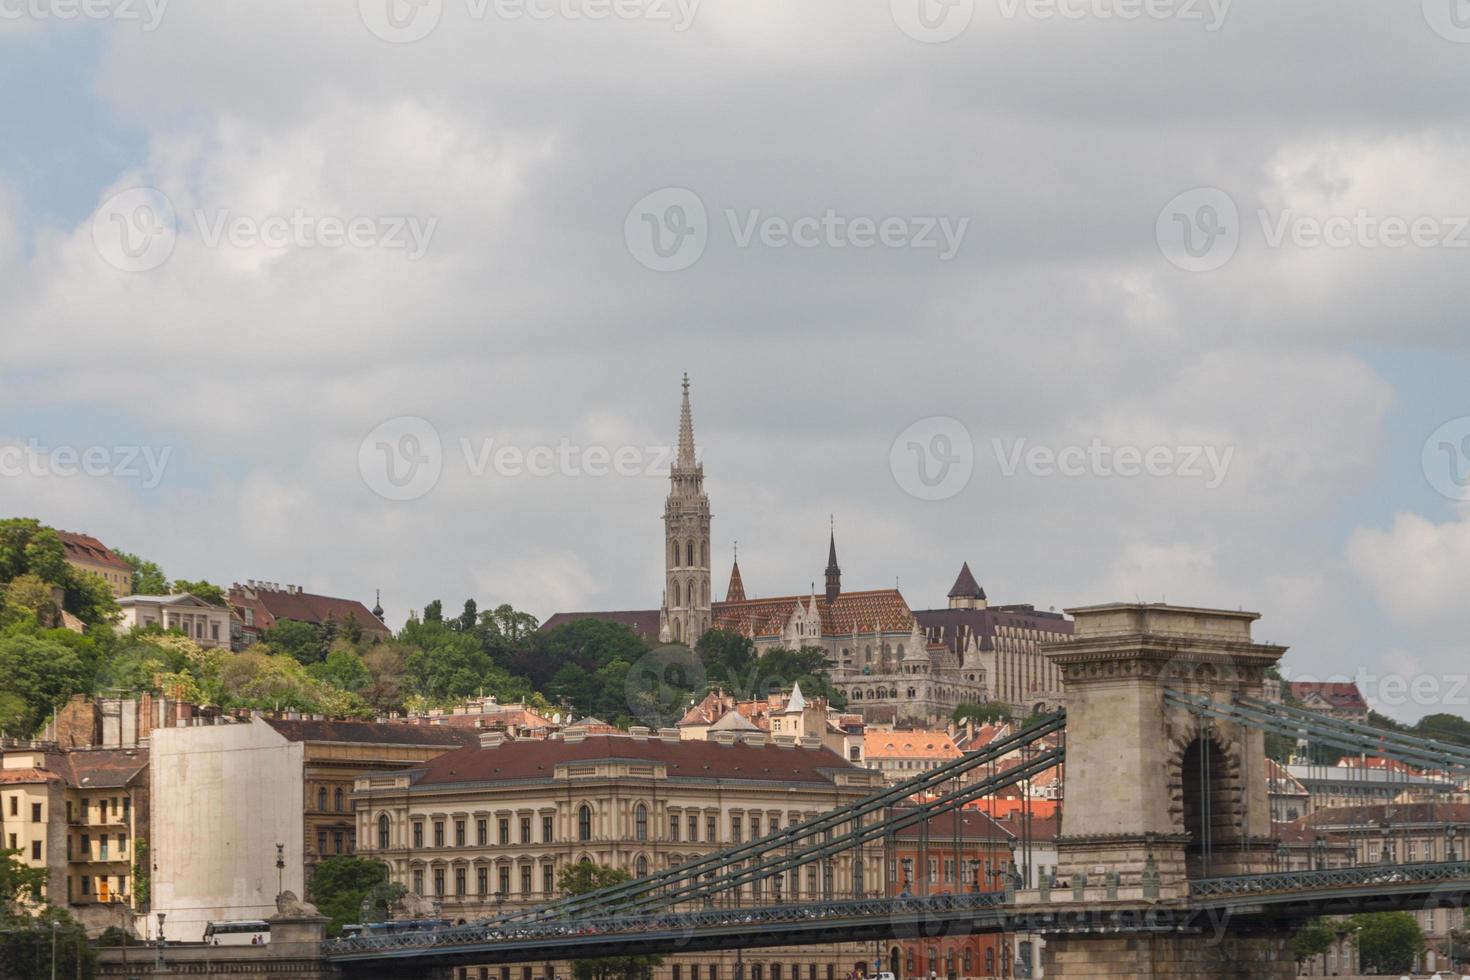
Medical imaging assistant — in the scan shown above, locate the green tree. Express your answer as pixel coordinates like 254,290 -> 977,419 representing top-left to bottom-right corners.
480,604 -> 539,644
361,644 -> 407,712
696,630 -> 756,688
423,600 -> 443,623
171,579 -> 227,606
262,619 -> 327,665
311,645 -> 373,693
1290,919 -> 1336,966
0,848 -> 46,914
1350,912 -> 1425,974
455,599 -> 478,633
556,861 -> 661,980
0,625 -> 95,735
115,550 -> 168,595
309,857 -> 397,937
2,574 -> 59,625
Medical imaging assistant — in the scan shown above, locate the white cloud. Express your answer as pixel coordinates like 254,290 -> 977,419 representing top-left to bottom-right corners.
1347,511 -> 1470,620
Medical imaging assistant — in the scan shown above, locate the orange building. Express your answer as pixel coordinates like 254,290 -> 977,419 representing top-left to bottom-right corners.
883,809 -> 1014,979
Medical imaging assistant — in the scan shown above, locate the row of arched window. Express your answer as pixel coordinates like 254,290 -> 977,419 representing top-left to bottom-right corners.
317,786 -> 345,812
670,539 -> 708,569
669,578 -> 709,608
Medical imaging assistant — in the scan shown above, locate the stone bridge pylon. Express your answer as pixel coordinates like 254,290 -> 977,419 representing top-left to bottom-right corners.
1035,603 -> 1295,979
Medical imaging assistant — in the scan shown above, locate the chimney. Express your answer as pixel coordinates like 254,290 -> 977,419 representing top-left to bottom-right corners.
629,726 -> 651,742
479,732 -> 506,749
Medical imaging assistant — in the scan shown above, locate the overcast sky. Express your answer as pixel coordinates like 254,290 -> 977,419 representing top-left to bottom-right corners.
3,0 -> 1469,722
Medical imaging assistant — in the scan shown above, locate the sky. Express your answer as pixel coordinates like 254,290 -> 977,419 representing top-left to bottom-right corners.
2,0 -> 1469,723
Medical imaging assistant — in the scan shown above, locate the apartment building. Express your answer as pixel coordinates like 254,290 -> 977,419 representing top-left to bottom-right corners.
354,726 -> 889,980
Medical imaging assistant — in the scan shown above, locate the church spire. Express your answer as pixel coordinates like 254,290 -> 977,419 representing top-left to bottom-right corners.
726,545 -> 746,603
678,372 -> 696,468
824,518 -> 841,604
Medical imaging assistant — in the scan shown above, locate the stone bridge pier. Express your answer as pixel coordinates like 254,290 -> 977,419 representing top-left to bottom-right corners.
1035,603 -> 1294,979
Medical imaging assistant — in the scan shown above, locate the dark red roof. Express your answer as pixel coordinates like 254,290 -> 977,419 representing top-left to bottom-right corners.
1289,682 -> 1368,711
538,610 -> 663,642
726,561 -> 746,603
411,734 -> 855,787
1304,802 -> 1470,827
947,563 -> 985,600
52,748 -> 148,789
914,604 -> 1072,657
57,531 -> 131,571
712,589 -> 913,637
264,718 -> 480,748
232,584 -> 389,635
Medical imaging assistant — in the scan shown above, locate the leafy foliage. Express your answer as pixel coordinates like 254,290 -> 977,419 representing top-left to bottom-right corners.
556,861 -> 661,980
953,701 -> 1013,725
309,857 -> 401,937
1349,911 -> 1425,974
1289,919 -> 1336,964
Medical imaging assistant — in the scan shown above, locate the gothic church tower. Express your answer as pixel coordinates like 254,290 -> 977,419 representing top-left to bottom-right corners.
660,374 -> 712,644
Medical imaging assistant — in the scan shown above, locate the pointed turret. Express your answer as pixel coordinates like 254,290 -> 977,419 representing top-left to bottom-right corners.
726,550 -> 747,603
677,372 -> 696,468
947,562 -> 987,610
824,521 -> 841,603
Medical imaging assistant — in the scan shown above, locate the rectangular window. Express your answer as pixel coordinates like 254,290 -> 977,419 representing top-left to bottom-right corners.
31,803 -> 41,823
413,823 -> 424,849
477,867 -> 488,895
731,816 -> 742,844
499,818 -> 510,845
433,868 -> 445,897
7,796 -> 15,816
542,816 -> 554,843
707,815 -> 717,843
674,965 -> 682,980
671,815 -> 681,842
456,867 -> 466,897
334,831 -> 343,854
543,863 -> 554,895
119,834 -> 128,854
499,867 -> 510,895
81,875 -> 90,895
100,839 -> 109,861
414,869 -> 425,896
477,819 -> 488,846
456,820 -> 466,847
31,841 -> 41,860
520,817 -> 531,844
751,816 -> 761,839
692,966 -> 700,980
317,832 -> 327,855
688,815 -> 698,842
434,821 -> 445,848
122,797 -> 130,821
520,865 -> 532,895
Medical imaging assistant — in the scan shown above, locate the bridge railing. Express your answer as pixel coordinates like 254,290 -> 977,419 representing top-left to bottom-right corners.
1190,860 -> 1470,899
328,891 -> 1010,955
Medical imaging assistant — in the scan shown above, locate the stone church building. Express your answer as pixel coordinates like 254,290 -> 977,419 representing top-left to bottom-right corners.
542,376 -> 1073,723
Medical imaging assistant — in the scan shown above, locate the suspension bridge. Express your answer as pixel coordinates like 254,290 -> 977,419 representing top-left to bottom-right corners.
325,604 -> 1470,979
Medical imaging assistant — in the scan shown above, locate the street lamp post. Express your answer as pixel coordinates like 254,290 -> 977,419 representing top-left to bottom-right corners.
50,920 -> 59,980
155,912 -> 167,969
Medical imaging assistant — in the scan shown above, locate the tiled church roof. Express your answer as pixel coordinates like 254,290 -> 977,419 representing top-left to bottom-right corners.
710,589 -> 913,638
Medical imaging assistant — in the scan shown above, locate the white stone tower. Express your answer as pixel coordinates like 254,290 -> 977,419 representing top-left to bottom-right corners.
660,374 -> 712,645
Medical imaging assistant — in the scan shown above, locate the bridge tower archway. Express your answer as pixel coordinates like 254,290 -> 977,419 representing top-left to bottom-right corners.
1045,603 -> 1285,895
